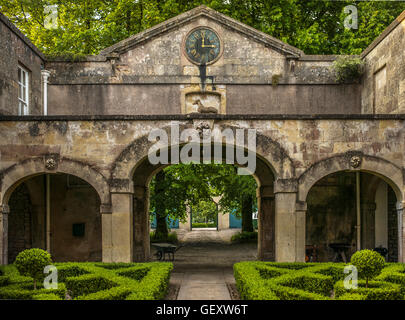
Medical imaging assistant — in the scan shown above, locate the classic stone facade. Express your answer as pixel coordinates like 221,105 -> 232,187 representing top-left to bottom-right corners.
0,6 -> 404,264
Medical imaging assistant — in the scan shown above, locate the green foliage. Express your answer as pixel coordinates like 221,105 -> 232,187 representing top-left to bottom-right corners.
150,231 -> 178,244
191,199 -> 218,225
192,222 -> 216,228
234,261 -> 405,300
350,249 -> 385,285
0,276 -> 10,287
0,1 -> 404,55
336,293 -> 366,300
32,293 -> 63,300
334,280 -> 402,300
0,262 -> 172,300
0,282 -> 67,300
14,248 -> 52,289
149,163 -> 257,236
65,274 -> 117,297
332,56 -> 365,83
231,231 -> 258,243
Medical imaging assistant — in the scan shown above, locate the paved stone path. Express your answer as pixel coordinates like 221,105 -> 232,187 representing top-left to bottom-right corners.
160,229 -> 257,300
171,267 -> 234,300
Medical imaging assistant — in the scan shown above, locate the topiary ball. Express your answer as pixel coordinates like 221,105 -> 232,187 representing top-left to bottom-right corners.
350,249 -> 385,282
14,248 -> 52,286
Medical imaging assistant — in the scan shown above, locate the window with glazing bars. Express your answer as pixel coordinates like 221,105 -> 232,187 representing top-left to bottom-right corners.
18,65 -> 29,115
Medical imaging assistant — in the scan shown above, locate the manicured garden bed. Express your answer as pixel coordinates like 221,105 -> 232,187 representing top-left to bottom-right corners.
234,261 -> 405,300
0,262 -> 173,300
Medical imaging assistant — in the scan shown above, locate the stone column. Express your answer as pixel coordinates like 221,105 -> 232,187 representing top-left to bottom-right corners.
0,205 -> 9,265
104,192 -> 133,262
361,202 -> 376,250
397,201 -> 404,263
295,201 -> 307,262
133,186 -> 150,262
101,204 -> 113,262
257,186 -> 275,261
179,205 -> 191,231
274,179 -> 298,262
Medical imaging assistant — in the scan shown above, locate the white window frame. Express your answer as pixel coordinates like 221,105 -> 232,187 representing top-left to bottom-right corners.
18,65 -> 30,115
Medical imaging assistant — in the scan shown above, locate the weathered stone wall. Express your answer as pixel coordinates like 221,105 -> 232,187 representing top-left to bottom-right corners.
361,11 -> 405,114
8,183 -> 32,263
0,13 -> 44,116
0,117 -> 403,185
6,174 -> 102,262
44,14 -> 361,115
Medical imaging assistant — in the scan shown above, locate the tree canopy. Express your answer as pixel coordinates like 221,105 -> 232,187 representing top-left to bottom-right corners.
0,0 -> 404,56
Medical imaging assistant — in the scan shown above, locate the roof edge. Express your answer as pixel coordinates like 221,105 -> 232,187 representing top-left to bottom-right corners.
361,10 -> 405,59
99,5 -> 303,58
0,12 -> 45,61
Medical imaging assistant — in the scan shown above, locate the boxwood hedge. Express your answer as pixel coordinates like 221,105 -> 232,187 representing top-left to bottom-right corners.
234,261 -> 405,300
0,261 -> 172,300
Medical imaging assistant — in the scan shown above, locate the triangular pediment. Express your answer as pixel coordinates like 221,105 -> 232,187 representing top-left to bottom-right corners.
99,5 -> 303,58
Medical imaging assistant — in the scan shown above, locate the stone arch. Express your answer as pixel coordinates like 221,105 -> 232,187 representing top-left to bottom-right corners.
0,156 -> 111,206
297,152 -> 404,203
110,123 -> 295,191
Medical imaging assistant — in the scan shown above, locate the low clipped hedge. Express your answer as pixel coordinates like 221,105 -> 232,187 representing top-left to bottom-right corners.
234,261 -> 405,300
0,262 -> 172,300
334,280 -> 403,300
0,282 -> 67,300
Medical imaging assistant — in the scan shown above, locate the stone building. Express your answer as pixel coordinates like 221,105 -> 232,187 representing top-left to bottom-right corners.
0,6 -> 404,264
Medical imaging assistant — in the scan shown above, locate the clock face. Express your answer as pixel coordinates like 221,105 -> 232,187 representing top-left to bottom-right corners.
185,28 -> 221,65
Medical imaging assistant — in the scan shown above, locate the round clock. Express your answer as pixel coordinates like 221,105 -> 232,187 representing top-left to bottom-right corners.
184,27 -> 221,65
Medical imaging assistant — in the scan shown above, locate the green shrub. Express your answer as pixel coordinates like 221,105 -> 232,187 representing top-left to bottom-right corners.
55,264 -> 89,282
192,223 -> 216,228
334,280 -> 402,300
273,272 -> 334,296
150,231 -> 178,244
234,262 -> 279,300
14,248 -> 52,289
235,261 -> 405,301
0,261 -> 173,300
117,266 -> 150,281
77,286 -> 132,300
32,293 -> 63,300
0,276 -> 9,287
331,56 -> 365,83
350,249 -> 385,288
231,231 -> 258,243
0,283 -> 66,300
336,293 -> 366,300
94,262 -> 135,270
66,274 -> 117,297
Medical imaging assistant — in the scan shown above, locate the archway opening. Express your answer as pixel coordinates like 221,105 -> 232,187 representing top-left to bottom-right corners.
5,173 -> 102,264
305,171 -> 399,263
131,143 -> 276,265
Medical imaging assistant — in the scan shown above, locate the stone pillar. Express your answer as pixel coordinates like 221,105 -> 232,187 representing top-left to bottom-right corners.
397,201 -> 405,263
0,205 -> 9,265
103,193 -> 133,262
101,204 -> 113,262
179,205 -> 191,231
361,202 -> 376,250
274,179 -> 299,262
257,186 -> 275,261
133,186 -> 150,262
295,201 -> 307,262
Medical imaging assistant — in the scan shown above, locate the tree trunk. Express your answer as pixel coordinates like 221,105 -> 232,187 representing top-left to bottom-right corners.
241,194 -> 254,232
155,170 -> 168,239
